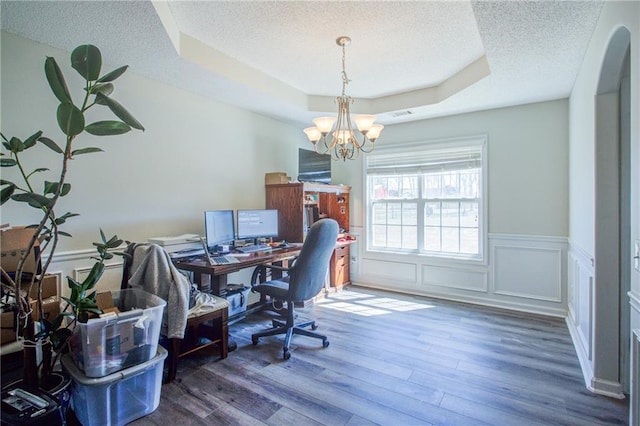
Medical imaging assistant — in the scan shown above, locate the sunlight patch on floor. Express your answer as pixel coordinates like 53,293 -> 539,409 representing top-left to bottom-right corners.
317,301 -> 389,316
317,290 -> 436,316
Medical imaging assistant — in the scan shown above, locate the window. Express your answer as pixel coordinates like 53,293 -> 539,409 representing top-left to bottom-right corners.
366,137 -> 486,260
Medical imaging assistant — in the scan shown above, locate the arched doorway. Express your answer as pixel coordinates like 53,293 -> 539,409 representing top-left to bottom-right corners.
594,26 -> 631,396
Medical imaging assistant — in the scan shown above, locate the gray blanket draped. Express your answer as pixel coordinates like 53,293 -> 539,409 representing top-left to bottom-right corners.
125,244 -> 191,339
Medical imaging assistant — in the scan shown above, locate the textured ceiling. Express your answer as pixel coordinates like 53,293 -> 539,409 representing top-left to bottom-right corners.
1,1 -> 603,126
166,1 -> 485,98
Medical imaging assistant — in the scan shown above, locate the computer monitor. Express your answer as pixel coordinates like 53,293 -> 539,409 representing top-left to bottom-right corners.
204,210 -> 235,250
236,209 -> 279,240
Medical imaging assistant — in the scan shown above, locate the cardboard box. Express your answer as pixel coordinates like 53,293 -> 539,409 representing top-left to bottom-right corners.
1,297 -> 61,345
0,309 -> 17,345
20,274 -> 58,300
0,227 -> 41,274
30,296 -> 61,323
265,172 -> 291,185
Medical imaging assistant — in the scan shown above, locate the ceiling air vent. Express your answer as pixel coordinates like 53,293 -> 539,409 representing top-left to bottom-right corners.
390,110 -> 413,118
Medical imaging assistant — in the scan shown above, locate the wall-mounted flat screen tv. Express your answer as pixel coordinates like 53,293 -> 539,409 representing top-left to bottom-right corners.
298,148 -> 331,184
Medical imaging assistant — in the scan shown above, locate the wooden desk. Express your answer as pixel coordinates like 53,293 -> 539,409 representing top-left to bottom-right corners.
173,245 -> 302,297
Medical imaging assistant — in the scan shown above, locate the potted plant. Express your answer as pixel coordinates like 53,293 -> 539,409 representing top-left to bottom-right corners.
0,44 -> 143,391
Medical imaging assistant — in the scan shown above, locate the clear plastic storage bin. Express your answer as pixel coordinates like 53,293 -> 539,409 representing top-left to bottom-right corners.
62,346 -> 167,426
70,288 -> 166,377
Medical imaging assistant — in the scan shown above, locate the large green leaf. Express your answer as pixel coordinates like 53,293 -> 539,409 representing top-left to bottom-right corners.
38,136 -> 63,154
71,45 -> 102,81
89,83 -> 114,97
54,213 -> 76,225
1,184 -> 16,205
12,192 -> 52,209
44,181 -> 57,195
97,65 -> 128,83
25,168 -> 49,181
45,56 -> 71,103
95,94 -> 144,131
44,181 -> 71,197
57,212 -> 79,222
71,147 -> 103,156
23,131 -> 43,149
83,262 -> 105,291
85,121 -> 131,135
9,137 -> 23,153
57,102 -> 85,136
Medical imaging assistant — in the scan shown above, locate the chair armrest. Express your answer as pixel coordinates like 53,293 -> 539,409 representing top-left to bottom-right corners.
250,260 -> 297,288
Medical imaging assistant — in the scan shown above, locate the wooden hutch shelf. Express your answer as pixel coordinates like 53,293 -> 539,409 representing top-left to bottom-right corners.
266,182 -> 351,288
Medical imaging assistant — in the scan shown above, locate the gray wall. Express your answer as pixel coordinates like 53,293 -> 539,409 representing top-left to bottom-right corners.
1,32 -> 306,251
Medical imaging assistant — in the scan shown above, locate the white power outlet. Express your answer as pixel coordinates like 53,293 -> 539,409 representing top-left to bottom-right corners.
635,240 -> 640,272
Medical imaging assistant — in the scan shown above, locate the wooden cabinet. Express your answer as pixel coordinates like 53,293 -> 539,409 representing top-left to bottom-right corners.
266,182 -> 351,287
266,182 -> 350,243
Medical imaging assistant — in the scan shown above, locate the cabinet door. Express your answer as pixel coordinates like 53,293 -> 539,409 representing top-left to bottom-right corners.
266,184 -> 305,242
330,245 -> 350,287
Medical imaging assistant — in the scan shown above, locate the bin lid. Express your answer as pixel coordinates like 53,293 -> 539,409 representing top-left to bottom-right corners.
61,346 -> 167,385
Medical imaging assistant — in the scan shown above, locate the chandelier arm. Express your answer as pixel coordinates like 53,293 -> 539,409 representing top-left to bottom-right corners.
358,141 -> 375,154
313,135 -> 330,155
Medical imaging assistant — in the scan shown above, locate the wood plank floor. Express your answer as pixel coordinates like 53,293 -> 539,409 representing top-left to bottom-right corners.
131,286 -> 629,426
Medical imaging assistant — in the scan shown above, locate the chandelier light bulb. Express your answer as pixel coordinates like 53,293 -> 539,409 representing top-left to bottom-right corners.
303,127 -> 322,143
312,117 -> 336,135
354,115 -> 376,133
367,124 -> 384,141
333,130 -> 351,145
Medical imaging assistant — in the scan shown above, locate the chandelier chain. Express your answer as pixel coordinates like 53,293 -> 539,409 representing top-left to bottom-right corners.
341,43 -> 350,97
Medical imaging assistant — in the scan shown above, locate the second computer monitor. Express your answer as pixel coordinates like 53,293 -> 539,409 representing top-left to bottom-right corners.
204,210 -> 235,250
237,209 -> 279,240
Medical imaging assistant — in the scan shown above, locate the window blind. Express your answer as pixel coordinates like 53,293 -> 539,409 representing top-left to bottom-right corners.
366,148 -> 481,175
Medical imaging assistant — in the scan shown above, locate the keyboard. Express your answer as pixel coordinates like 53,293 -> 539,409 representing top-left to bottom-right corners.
207,254 -> 240,265
235,244 -> 271,253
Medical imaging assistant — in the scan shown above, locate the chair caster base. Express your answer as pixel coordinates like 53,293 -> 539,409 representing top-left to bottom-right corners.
283,349 -> 291,360
323,339 -> 329,348
252,336 -> 259,345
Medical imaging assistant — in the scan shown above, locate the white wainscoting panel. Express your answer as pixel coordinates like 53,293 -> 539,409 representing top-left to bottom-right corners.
359,258 -> 417,284
493,244 -> 562,302
566,243 -> 596,395
74,262 -> 124,293
422,265 -> 487,292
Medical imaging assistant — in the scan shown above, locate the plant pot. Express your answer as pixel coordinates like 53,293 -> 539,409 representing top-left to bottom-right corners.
1,370 -> 72,425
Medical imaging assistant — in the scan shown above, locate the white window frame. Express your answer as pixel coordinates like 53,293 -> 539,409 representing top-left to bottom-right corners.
364,135 -> 488,263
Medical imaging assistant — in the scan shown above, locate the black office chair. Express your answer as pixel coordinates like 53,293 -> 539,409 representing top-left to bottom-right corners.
251,218 -> 339,359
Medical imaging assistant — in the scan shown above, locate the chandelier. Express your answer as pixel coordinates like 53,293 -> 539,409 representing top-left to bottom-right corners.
303,36 -> 383,161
